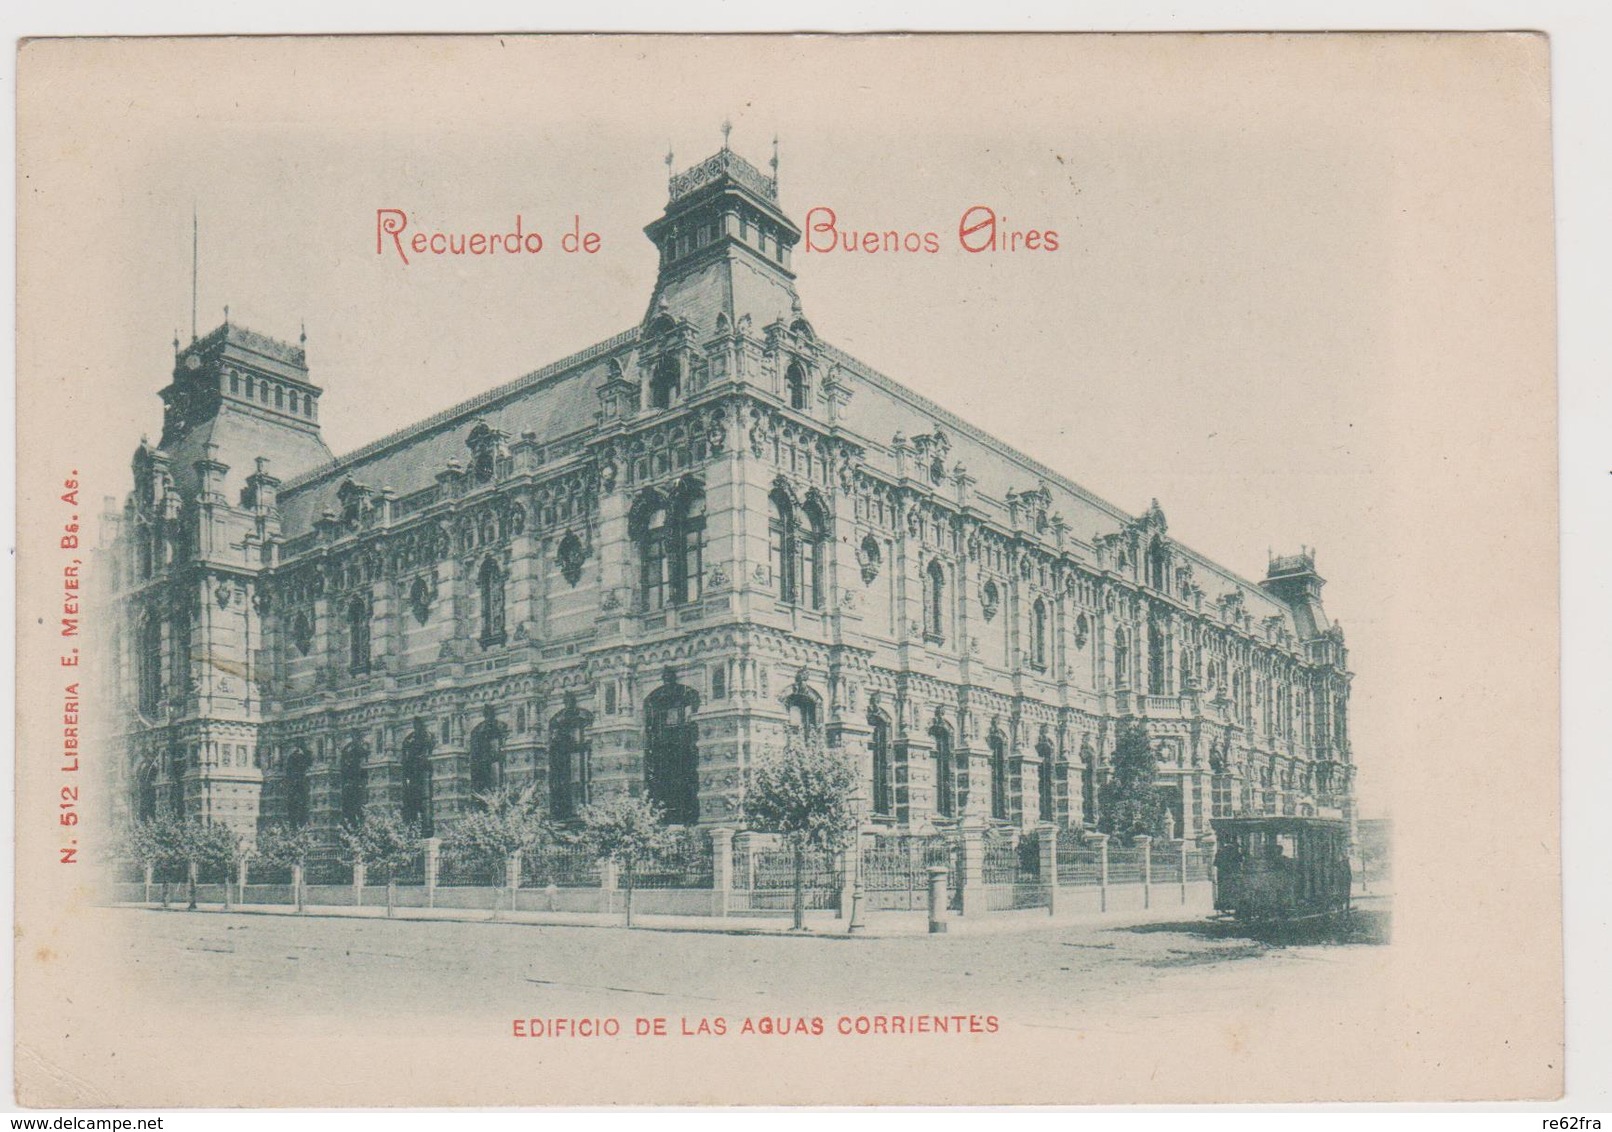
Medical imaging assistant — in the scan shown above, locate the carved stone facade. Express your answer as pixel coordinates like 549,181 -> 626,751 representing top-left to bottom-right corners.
99,144 -> 1356,847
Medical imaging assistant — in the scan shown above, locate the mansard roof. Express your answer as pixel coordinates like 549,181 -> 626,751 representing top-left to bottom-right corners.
276,329 -> 635,534
275,317 -> 1302,640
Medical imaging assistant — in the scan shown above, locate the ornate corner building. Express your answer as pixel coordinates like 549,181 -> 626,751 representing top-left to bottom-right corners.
99,144 -> 1356,846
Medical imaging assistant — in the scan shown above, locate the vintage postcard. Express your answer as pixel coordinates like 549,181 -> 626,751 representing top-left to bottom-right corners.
14,33 -> 1560,1107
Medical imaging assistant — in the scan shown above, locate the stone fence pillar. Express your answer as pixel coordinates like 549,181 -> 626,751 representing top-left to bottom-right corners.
1038,822 -> 1058,917
710,827 -> 734,918
1089,832 -> 1110,913
423,837 -> 441,909
599,857 -> 618,915
1136,835 -> 1153,910
1180,838 -> 1191,906
506,852 -> 522,912
236,857 -> 249,907
143,861 -> 154,904
353,861 -> 367,908
926,865 -> 949,934
959,818 -> 986,917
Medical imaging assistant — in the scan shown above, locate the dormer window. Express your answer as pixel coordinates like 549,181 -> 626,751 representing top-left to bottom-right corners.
466,421 -> 506,484
786,361 -> 808,411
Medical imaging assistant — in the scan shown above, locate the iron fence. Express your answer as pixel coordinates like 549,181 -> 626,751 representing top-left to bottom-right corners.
631,829 -> 714,890
436,851 -> 505,887
521,844 -> 602,888
858,834 -> 951,910
1106,847 -> 1144,884
1056,848 -> 1103,886
745,844 -> 840,911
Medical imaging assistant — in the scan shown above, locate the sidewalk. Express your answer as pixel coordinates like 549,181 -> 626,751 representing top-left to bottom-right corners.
109,898 -> 1217,939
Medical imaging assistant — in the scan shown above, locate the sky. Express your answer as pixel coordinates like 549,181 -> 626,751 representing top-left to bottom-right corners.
17,34 -> 1560,821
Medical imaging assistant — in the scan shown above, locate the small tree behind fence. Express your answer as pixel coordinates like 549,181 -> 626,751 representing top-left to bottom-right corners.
339,805 -> 423,917
575,794 -> 674,928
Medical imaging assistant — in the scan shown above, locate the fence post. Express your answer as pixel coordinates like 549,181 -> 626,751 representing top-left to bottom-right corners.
292,863 -> 305,913
353,861 -> 366,908
507,852 -> 522,913
1180,838 -> 1190,906
1136,835 -> 1153,910
710,828 -> 734,918
959,818 -> 986,917
143,862 -> 154,904
1038,823 -> 1058,917
423,837 -> 440,909
599,857 -> 618,916
927,865 -> 949,934
1089,832 -> 1110,913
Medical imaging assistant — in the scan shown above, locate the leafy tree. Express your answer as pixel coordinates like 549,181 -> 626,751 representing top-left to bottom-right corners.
744,734 -> 858,931
339,805 -> 422,918
441,783 -> 552,914
1097,718 -> 1169,845
159,818 -> 243,911
575,794 -> 673,928
109,818 -> 167,904
255,823 -> 320,912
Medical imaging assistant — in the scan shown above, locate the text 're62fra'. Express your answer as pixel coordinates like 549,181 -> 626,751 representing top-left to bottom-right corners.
803,205 -> 1059,255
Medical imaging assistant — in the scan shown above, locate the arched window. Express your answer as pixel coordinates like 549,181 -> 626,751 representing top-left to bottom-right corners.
768,488 -> 826,610
786,361 -> 808,411
924,559 -> 947,641
1114,626 -> 1131,688
549,701 -> 593,822
769,489 -> 793,602
650,354 -> 681,409
1030,598 -> 1049,669
339,742 -> 368,827
478,558 -> 506,645
285,746 -> 312,828
785,686 -> 820,735
645,680 -> 701,825
1147,538 -> 1169,592
988,729 -> 1008,820
135,761 -> 158,822
138,614 -> 163,713
869,709 -> 893,817
469,718 -> 505,796
400,724 -> 433,836
1037,737 -> 1056,822
347,595 -> 371,674
932,720 -> 955,819
633,484 -> 706,611
1148,620 -> 1166,694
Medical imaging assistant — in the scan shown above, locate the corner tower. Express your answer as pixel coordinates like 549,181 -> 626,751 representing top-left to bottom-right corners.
643,138 -> 804,340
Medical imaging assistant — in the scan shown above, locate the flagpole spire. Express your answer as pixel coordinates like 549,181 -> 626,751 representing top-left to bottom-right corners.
190,203 -> 199,342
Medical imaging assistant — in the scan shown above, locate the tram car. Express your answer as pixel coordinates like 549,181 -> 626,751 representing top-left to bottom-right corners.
1210,816 -> 1352,921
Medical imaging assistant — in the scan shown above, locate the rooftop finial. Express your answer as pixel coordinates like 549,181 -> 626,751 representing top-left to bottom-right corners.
771,134 -> 780,182
173,329 -> 180,354
665,143 -> 674,181
299,318 -> 307,347
721,118 -> 732,149
223,303 -> 230,326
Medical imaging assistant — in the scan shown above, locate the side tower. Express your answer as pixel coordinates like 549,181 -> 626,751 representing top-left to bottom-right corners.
1259,550 -> 1355,832
106,322 -> 332,839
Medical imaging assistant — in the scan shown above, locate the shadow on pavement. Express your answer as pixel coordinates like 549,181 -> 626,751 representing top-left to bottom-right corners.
1115,906 -> 1392,947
